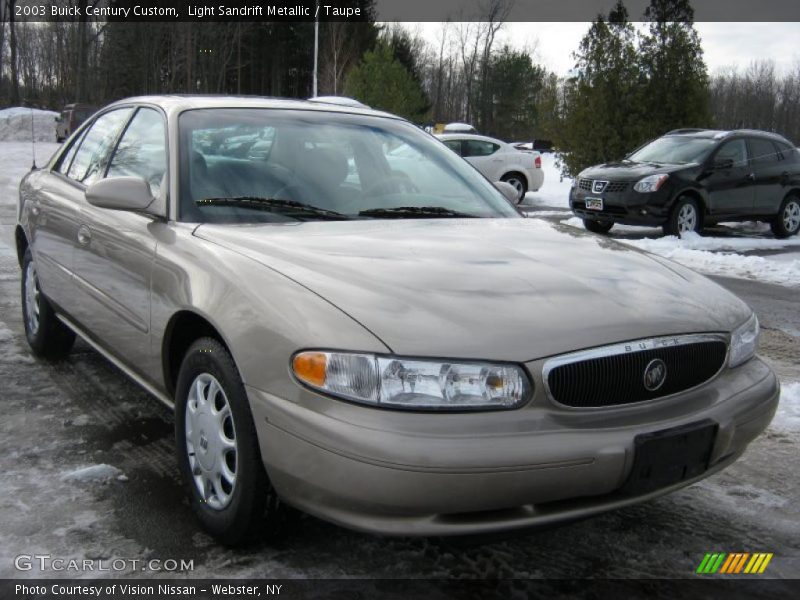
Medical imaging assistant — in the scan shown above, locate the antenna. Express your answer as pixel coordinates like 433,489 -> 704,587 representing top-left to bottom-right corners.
30,106 -> 37,171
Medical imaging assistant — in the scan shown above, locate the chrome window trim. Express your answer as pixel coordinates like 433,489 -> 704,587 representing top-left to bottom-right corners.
541,333 -> 730,410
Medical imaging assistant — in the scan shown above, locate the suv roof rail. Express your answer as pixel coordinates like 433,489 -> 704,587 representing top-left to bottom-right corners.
307,96 -> 369,109
666,128 -> 708,135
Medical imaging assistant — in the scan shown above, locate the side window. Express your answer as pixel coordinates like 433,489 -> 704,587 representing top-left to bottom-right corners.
749,138 -> 779,167
775,141 -> 795,161
443,139 -> 462,155
715,139 -> 748,166
107,108 -> 167,196
66,108 -> 132,185
462,140 -> 499,158
54,127 -> 88,175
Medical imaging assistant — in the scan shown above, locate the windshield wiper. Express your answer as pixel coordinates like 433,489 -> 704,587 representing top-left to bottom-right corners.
196,196 -> 350,220
358,206 -> 477,219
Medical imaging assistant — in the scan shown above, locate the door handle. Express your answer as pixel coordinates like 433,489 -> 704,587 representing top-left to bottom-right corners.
77,225 -> 92,246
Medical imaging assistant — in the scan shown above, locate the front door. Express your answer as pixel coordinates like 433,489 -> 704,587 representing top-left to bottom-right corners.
703,138 -> 755,218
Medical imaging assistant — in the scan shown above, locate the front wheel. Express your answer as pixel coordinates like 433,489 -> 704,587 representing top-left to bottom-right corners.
582,219 -> 614,234
663,197 -> 701,236
21,248 -> 75,359
175,337 -> 286,545
771,196 -> 800,238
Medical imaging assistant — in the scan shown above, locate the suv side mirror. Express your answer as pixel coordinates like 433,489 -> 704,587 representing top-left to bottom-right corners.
713,157 -> 734,170
494,181 -> 519,203
86,176 -> 160,215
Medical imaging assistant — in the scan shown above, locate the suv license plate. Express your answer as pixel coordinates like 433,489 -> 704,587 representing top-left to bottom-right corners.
585,197 -> 603,210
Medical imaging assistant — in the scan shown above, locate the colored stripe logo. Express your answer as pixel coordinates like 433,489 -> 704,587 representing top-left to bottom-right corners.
696,553 -> 773,574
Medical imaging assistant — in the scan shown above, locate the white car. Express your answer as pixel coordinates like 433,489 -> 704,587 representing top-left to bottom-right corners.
437,133 -> 543,202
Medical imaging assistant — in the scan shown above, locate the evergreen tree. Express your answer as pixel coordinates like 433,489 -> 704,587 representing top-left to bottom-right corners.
639,0 -> 710,138
344,43 -> 429,122
486,46 -> 547,140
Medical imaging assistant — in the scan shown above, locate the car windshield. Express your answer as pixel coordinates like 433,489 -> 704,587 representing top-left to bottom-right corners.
178,108 -> 520,223
628,136 -> 717,165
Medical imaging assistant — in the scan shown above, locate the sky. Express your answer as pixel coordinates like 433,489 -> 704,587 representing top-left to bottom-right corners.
400,22 -> 800,77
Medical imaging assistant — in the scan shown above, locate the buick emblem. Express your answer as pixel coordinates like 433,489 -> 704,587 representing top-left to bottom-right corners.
643,359 -> 667,391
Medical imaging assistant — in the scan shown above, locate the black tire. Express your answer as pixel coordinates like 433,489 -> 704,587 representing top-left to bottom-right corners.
501,172 -> 528,203
175,337 -> 286,545
21,248 -> 75,359
582,219 -> 614,234
663,196 -> 701,236
771,195 -> 800,239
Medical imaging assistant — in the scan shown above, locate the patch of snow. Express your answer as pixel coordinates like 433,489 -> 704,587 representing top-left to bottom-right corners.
0,322 -> 34,364
773,381 -> 800,433
60,464 -> 127,484
0,107 -> 59,142
523,153 -> 572,209
626,230 -> 800,253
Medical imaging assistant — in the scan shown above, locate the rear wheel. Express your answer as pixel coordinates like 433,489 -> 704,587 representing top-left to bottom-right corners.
664,197 -> 701,236
175,337 -> 286,545
771,196 -> 800,238
21,248 -> 75,359
501,172 -> 527,203
582,219 -> 614,234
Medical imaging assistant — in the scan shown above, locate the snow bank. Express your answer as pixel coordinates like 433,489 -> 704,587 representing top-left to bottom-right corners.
628,230 -> 800,253
61,464 -> 128,484
522,153 -> 572,209
774,381 -> 800,433
0,107 -> 59,142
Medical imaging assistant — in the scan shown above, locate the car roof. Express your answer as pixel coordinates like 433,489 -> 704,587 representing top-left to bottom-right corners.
665,128 -> 793,145
436,132 -> 509,146
102,94 -> 401,120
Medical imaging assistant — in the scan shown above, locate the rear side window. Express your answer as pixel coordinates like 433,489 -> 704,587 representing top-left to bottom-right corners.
443,139 -> 462,155
107,108 -> 167,196
774,140 -> 796,161
715,139 -> 748,166
463,140 -> 500,157
66,108 -> 132,185
749,138 -> 779,166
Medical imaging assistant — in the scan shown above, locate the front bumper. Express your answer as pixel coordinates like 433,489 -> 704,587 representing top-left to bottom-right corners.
570,186 -> 671,225
247,357 -> 778,536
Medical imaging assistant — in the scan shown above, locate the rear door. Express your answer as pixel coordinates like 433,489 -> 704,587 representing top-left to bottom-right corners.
748,137 -> 784,215
704,138 -> 755,218
461,139 -> 502,180
72,106 -> 167,374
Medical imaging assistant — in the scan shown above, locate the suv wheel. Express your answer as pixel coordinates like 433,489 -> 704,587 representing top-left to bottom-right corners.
664,197 -> 701,236
501,173 -> 527,203
21,248 -> 75,359
175,337 -> 286,545
583,219 -> 614,234
771,196 -> 800,238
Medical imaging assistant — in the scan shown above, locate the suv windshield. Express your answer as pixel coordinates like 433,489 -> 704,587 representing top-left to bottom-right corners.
178,108 -> 520,223
629,136 -> 717,165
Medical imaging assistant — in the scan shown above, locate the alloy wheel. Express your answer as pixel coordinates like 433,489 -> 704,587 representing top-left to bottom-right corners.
677,203 -> 698,234
185,373 -> 238,510
783,200 -> 800,233
24,262 -> 41,335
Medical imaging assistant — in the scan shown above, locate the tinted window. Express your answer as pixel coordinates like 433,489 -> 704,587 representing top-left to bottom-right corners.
107,108 -> 167,196
66,108 -> 132,184
629,136 -> 716,164
715,139 -> 748,166
463,140 -> 499,157
443,139 -> 462,155
750,138 -> 779,166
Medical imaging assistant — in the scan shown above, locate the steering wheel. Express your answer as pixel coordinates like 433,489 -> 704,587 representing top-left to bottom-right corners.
363,172 -> 420,197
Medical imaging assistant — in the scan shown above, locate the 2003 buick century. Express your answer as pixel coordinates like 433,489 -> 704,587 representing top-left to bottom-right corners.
16,96 -> 778,544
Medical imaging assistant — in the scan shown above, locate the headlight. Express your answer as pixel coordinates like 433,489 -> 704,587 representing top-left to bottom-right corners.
729,313 -> 759,368
292,351 -> 531,410
633,174 -> 669,193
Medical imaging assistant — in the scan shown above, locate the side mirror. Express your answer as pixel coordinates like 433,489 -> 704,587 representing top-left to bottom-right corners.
713,157 -> 734,171
494,181 -> 519,203
86,176 -> 157,214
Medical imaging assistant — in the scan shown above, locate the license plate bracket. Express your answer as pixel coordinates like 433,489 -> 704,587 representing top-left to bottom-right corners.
585,197 -> 603,210
619,420 -> 717,496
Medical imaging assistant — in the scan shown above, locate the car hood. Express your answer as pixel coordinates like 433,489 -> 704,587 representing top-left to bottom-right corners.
580,161 -> 692,181
194,218 -> 750,361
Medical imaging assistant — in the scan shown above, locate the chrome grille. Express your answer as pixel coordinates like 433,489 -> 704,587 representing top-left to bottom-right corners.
578,179 -> 629,193
543,335 -> 728,408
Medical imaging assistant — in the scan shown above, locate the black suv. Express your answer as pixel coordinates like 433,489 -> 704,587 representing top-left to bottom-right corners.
569,129 -> 800,238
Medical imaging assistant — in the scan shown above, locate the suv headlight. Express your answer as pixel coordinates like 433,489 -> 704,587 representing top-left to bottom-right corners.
729,313 -> 759,368
292,351 -> 531,410
633,174 -> 669,193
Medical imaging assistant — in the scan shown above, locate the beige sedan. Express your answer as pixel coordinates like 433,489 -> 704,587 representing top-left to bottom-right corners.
16,96 -> 778,544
